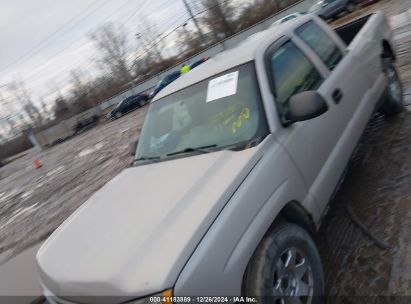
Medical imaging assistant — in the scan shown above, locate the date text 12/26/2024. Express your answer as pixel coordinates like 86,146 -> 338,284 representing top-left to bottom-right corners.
149,296 -> 258,303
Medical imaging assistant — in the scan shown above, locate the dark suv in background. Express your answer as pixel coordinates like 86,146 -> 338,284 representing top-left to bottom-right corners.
148,57 -> 210,100
109,93 -> 149,119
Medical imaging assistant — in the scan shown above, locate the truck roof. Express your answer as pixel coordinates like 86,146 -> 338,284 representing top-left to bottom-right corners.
153,15 -> 308,101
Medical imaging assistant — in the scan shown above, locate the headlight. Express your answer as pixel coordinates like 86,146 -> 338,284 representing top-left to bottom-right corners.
129,289 -> 173,304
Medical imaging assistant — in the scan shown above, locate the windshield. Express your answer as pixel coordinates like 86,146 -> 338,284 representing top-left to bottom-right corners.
135,62 -> 268,163
282,14 -> 298,22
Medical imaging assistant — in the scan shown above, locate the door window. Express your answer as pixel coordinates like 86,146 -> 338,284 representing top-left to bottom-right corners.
296,21 -> 343,70
269,41 -> 324,112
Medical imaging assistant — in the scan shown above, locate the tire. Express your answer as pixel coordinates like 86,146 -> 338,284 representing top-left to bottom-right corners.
346,2 -> 357,13
380,58 -> 403,116
138,100 -> 145,107
244,223 -> 324,304
114,112 -> 122,119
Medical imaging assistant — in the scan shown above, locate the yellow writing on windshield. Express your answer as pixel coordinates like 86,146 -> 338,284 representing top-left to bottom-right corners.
209,105 -> 251,134
232,107 -> 250,134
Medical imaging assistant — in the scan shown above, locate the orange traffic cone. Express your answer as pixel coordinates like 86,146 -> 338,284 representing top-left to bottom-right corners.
34,159 -> 43,169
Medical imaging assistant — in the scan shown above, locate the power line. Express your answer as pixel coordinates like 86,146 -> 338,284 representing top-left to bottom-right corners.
6,0 -> 236,100
127,11 -> 192,62
129,15 -> 195,66
125,0 -> 177,30
182,0 -> 207,45
16,0 -> 183,86
0,0 -> 114,74
2,0 -> 147,84
27,11 -> 192,91
121,0 -> 157,26
0,0 -> 148,81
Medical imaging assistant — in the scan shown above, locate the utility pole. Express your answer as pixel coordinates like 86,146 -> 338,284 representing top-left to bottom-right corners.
182,0 -> 208,46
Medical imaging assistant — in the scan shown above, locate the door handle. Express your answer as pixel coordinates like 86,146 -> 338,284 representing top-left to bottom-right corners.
332,89 -> 343,104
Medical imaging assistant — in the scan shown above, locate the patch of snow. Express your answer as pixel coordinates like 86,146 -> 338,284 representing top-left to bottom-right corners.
0,203 -> 40,230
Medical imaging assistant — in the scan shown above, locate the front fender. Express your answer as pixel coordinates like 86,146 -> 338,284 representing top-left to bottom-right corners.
174,136 -> 319,295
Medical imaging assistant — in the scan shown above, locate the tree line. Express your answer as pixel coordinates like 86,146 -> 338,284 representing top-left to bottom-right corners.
1,0 -> 299,136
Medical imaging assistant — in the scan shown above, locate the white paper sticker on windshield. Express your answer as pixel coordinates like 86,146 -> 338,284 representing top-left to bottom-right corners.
206,71 -> 239,102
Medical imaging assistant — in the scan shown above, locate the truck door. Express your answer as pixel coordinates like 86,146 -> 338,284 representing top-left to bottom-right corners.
293,19 -> 371,210
266,21 -> 366,211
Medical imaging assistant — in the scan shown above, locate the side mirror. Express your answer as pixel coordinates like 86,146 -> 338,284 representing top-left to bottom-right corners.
285,91 -> 328,125
129,140 -> 138,156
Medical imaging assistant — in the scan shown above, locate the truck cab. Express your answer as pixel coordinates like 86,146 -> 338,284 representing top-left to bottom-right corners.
37,12 -> 402,304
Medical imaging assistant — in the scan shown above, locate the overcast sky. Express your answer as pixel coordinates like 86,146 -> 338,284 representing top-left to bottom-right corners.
0,0 -> 210,117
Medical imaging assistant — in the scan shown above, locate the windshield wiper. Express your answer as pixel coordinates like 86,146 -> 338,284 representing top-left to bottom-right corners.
135,156 -> 161,162
167,144 -> 217,156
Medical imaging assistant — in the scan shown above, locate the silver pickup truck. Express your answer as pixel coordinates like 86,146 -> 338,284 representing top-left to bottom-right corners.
37,12 -> 403,304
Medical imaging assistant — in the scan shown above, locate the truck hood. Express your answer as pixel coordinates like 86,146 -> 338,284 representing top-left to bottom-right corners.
37,148 -> 262,301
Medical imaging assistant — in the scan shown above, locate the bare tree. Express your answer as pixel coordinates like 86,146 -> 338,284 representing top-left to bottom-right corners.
70,69 -> 97,108
176,25 -> 204,58
251,0 -> 282,20
257,0 -> 280,13
38,99 -> 50,122
233,0 -> 298,32
0,93 -> 16,133
7,80 -> 43,126
0,115 -> 15,134
53,96 -> 71,120
201,0 -> 235,39
90,23 -> 134,85
136,17 -> 165,64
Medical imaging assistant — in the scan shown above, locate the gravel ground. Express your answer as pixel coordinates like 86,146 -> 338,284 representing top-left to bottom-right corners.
0,106 -> 148,263
0,0 -> 410,297
319,0 -> 411,297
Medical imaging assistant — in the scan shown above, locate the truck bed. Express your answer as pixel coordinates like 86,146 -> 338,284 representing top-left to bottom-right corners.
333,11 -> 392,66
334,14 -> 372,46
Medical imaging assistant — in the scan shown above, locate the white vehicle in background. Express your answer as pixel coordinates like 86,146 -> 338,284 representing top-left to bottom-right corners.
37,11 -> 402,304
272,12 -> 305,26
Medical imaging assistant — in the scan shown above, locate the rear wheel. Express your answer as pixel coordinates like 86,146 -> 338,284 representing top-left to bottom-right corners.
380,58 -> 403,116
138,100 -> 145,107
244,223 -> 324,304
